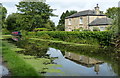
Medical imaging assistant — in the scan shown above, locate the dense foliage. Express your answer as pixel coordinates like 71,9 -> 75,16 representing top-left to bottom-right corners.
57,10 -> 77,31
0,3 -> 7,28
6,13 -> 20,31
105,7 -> 120,35
105,7 -> 119,19
106,7 -> 120,48
28,31 -> 113,45
93,27 -> 100,31
6,1 -> 56,31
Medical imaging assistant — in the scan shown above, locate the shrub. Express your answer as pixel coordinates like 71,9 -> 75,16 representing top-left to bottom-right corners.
83,29 -> 91,31
74,27 -> 84,31
38,34 -> 52,39
2,28 -> 10,35
93,27 -> 100,31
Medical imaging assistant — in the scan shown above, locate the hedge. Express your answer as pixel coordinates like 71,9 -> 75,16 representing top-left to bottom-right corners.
28,31 -> 113,45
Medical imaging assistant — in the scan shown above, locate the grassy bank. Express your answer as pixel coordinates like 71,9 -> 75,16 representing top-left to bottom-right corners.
2,41 -> 40,76
27,31 -> 113,46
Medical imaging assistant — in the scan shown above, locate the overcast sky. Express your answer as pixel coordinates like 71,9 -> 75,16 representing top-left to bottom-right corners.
1,0 -> 120,25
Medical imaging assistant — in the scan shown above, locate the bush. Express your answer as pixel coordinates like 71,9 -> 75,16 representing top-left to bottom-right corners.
2,28 -> 10,35
83,29 -> 91,31
93,27 -> 100,31
74,27 -> 84,31
20,30 -> 27,36
38,34 -> 52,39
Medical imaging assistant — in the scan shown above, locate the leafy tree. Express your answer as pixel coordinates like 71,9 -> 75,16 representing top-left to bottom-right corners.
0,3 -> 7,28
105,7 -> 120,35
57,10 -> 77,31
6,13 -> 21,31
6,13 -> 56,31
105,7 -> 119,20
44,20 -> 56,31
106,7 -> 120,48
14,1 -> 55,31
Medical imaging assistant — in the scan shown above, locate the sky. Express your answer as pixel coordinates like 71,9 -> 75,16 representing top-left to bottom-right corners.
1,0 -> 120,26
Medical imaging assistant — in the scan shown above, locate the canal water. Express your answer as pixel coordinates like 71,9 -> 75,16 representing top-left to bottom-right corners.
45,47 -> 117,76
10,38 -> 120,77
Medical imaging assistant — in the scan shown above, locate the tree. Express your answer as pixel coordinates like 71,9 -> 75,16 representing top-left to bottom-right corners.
15,1 -> 55,31
105,7 -> 120,35
6,13 -> 21,31
106,7 -> 120,48
44,20 -> 56,31
105,7 -> 119,20
57,10 -> 77,31
0,3 -> 7,28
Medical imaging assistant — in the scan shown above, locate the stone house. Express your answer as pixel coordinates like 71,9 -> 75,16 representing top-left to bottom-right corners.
65,4 -> 112,31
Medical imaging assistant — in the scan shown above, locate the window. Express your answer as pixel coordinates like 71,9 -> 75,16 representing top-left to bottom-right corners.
80,17 -> 83,24
68,19 -> 71,25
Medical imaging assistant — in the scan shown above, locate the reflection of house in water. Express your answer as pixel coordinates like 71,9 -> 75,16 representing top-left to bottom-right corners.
65,52 -> 104,74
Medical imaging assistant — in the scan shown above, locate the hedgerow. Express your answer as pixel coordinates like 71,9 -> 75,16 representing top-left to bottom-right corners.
28,31 -> 113,45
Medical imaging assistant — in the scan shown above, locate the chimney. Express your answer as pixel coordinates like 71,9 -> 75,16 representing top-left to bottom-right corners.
94,4 -> 100,15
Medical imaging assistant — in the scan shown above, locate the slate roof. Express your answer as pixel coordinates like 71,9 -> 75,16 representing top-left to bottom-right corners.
66,10 -> 105,19
89,18 -> 113,26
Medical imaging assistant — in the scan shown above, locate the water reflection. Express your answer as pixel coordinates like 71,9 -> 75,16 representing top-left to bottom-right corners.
12,39 -> 49,58
65,52 -> 104,67
9,39 -> 120,76
46,48 -> 117,76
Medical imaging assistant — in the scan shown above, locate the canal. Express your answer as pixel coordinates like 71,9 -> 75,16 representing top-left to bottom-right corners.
9,38 -> 120,77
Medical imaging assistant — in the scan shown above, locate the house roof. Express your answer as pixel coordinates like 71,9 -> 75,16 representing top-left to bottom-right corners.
89,18 -> 113,26
66,10 -> 105,19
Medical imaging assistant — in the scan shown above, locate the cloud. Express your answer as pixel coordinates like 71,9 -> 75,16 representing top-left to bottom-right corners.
2,2 -> 18,16
1,0 -> 20,2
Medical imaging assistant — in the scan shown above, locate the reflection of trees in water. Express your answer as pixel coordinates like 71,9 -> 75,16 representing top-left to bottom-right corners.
61,50 -> 65,56
15,40 -> 49,57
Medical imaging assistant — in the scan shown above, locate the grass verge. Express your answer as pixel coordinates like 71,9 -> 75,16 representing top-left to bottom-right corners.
2,41 -> 40,76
